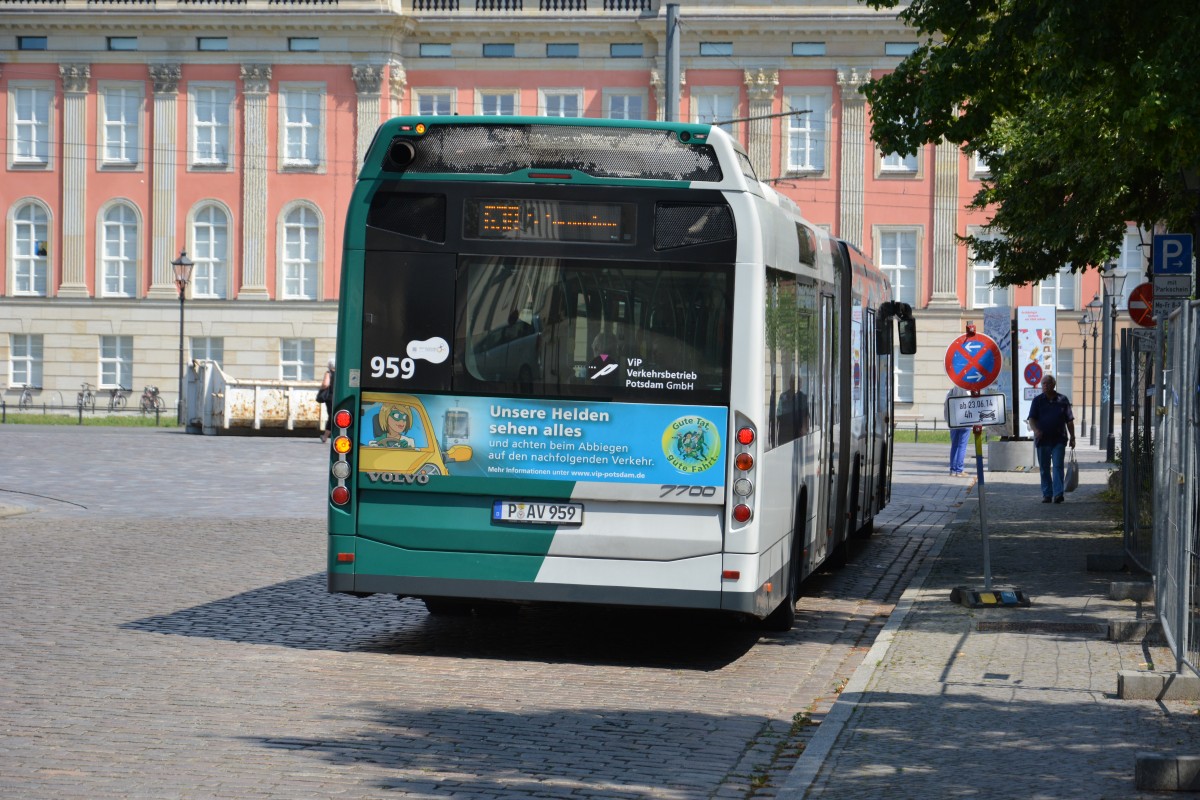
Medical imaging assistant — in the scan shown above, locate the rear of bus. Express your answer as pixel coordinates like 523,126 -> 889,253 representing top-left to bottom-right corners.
326,118 -> 773,619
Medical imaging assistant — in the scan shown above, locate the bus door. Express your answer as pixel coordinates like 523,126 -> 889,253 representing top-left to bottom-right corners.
817,292 -> 838,566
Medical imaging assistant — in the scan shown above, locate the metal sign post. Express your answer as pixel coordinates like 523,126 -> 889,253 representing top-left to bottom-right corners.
945,323 -> 1031,608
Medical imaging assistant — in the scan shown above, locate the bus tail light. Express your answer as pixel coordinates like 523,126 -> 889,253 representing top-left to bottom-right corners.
730,416 -> 757,526
331,408 -> 352,507
336,552 -> 355,563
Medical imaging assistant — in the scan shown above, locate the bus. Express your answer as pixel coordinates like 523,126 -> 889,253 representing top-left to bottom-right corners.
326,116 -> 916,630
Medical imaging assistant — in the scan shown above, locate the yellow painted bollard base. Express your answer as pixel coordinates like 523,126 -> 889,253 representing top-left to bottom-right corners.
950,586 -> 1032,608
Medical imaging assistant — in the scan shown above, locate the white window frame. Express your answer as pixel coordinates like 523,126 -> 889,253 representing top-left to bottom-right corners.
278,84 -> 325,171
279,202 -> 321,301
968,229 -> 1010,309
875,226 -> 920,308
691,89 -> 739,140
10,200 -> 50,297
540,89 -> 582,118
280,338 -> 315,381
99,201 -> 140,298
189,202 -> 231,300
781,89 -> 831,176
477,90 -> 519,116
188,83 -> 234,170
603,90 -> 646,121
99,335 -> 133,390
10,333 -> 44,388
879,149 -> 919,175
969,151 -> 991,179
1037,265 -> 1077,309
98,82 -> 144,169
191,336 -> 224,367
414,89 -> 455,116
9,82 -> 54,169
1117,226 -> 1150,307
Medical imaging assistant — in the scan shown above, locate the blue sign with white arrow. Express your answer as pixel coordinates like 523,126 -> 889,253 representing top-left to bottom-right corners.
1153,233 -> 1192,275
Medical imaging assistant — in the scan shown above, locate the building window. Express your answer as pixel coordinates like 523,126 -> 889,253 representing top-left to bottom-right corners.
191,86 -> 233,167
289,38 -> 319,52
420,43 -> 452,58
970,151 -> 990,177
605,91 -> 644,121
11,85 -> 52,167
610,43 -> 643,58
1038,265 -> 1077,309
281,86 -> 323,169
282,206 -> 318,300
969,232 -> 1004,309
18,37 -> 48,51
101,203 -> 138,298
191,205 -> 229,299
783,91 -> 829,173
547,43 -> 579,58
792,42 -> 825,56
191,336 -> 224,367
693,91 -> 737,137
483,43 -> 515,58
700,42 -> 733,57
107,37 -> 138,51
99,335 -> 133,390
100,85 -> 142,167
479,91 -> 518,116
197,37 -> 228,52
11,334 -> 44,388
416,91 -> 454,116
281,338 -> 315,381
541,90 -> 581,118
895,354 -> 914,403
881,150 -> 918,173
885,42 -> 919,56
1118,227 -> 1149,306
878,229 -> 918,307
12,202 -> 49,296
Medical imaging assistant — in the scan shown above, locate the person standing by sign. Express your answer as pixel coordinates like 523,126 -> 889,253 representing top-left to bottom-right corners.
946,385 -> 970,476
1026,375 -> 1076,503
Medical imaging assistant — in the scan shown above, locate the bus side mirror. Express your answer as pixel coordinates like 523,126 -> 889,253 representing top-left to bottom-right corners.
898,318 -> 917,355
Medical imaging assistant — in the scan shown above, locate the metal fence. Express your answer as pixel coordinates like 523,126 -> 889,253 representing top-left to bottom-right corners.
1122,327 -> 1157,572
1151,300 -> 1200,675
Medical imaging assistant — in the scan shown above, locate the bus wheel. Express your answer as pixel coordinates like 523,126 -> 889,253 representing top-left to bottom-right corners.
423,597 -> 473,616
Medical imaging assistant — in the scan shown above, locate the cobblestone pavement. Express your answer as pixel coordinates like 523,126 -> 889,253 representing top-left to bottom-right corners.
782,444 -> 1200,800
0,426 -> 967,799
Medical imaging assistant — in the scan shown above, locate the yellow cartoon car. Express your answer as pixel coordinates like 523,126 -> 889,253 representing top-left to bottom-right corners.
358,393 -> 473,477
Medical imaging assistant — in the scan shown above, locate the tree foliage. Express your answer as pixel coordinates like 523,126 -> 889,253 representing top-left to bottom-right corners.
862,0 -> 1200,286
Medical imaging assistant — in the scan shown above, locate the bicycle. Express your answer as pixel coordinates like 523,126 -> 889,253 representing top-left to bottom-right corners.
77,382 -> 96,412
19,384 -> 39,411
107,385 -> 128,412
140,385 -> 165,414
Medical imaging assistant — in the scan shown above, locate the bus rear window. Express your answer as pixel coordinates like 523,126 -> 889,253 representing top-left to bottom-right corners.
454,256 -> 732,405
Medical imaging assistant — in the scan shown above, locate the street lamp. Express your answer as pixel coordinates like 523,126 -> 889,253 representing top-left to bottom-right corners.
1076,311 -> 1091,436
172,249 -> 194,427
1085,294 -> 1102,445
1099,268 -> 1127,462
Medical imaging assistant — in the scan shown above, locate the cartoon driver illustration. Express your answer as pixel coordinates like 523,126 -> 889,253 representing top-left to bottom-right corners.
370,403 -> 416,449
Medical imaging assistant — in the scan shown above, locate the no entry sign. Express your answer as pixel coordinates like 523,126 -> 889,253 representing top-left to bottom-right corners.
1127,282 -> 1155,328
945,332 -> 1003,391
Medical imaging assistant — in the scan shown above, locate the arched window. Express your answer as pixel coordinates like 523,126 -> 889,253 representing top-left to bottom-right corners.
101,203 -> 138,297
12,202 -> 49,296
192,204 -> 228,299
282,206 -> 318,300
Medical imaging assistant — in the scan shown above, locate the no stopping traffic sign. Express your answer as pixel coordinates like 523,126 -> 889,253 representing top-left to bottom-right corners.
945,332 -> 1003,392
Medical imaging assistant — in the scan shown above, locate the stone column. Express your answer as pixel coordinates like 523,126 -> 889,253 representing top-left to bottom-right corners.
353,65 -> 384,169
929,137 -> 962,307
743,68 -> 778,180
238,64 -> 271,300
148,64 -> 182,298
837,67 -> 868,250
386,60 -> 406,118
58,63 -> 90,297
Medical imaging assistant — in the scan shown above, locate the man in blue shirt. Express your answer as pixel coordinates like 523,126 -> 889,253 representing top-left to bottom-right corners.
1026,375 -> 1076,503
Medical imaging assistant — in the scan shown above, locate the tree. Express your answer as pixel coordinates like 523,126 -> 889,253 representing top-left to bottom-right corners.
862,0 -> 1200,286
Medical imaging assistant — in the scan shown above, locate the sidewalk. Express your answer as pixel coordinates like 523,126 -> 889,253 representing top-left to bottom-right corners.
781,444 -> 1200,800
